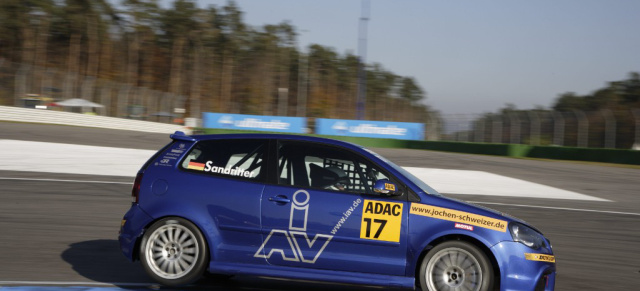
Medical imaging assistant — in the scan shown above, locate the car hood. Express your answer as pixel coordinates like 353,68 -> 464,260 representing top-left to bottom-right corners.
429,194 -> 533,230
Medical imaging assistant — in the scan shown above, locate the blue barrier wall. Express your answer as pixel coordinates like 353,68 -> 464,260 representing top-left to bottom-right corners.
202,113 -> 307,133
315,118 -> 424,140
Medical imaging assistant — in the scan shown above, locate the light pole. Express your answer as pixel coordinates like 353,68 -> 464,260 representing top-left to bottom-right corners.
356,0 -> 370,120
296,29 -> 309,117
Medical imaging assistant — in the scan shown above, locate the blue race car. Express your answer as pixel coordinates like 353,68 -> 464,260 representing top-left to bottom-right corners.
119,132 -> 556,291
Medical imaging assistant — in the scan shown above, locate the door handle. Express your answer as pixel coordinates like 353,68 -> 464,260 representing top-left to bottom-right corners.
268,195 -> 291,204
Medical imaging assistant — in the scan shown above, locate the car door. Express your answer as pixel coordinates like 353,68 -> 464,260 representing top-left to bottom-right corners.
256,140 -> 408,275
178,138 -> 268,265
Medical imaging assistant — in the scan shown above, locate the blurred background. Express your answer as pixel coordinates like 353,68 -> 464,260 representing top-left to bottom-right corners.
0,0 -> 639,148
1,2 -> 640,290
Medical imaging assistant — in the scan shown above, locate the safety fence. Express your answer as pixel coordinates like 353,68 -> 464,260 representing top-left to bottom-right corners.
439,111 -> 640,150
2,62 -> 188,123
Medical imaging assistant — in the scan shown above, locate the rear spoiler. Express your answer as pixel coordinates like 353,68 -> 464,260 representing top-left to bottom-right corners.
170,131 -> 196,142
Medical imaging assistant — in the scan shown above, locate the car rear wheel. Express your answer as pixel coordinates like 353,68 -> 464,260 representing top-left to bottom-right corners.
140,217 -> 208,286
419,241 -> 494,291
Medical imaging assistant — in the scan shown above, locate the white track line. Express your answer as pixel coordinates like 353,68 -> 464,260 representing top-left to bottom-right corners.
0,281 -> 154,287
470,201 -> 640,216
0,280 -> 274,291
0,177 -> 132,185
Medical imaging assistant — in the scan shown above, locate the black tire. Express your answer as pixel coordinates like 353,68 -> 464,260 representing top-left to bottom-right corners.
419,241 -> 494,291
140,217 -> 208,286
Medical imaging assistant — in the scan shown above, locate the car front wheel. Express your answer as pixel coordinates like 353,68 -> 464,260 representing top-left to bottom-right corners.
140,217 -> 208,286
419,241 -> 494,291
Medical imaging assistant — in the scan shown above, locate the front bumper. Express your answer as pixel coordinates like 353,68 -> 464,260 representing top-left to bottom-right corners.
491,241 -> 556,291
118,203 -> 154,261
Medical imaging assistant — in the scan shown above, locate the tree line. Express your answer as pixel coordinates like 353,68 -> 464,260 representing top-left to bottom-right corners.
466,73 -> 640,148
0,0 -> 432,123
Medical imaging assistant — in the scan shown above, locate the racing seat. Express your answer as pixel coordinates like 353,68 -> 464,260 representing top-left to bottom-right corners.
309,163 -> 338,188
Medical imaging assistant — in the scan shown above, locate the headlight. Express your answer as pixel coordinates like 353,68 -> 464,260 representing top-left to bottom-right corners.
509,222 -> 545,249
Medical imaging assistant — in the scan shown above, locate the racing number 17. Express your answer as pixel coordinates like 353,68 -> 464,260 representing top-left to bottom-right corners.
360,200 -> 403,242
362,218 -> 387,239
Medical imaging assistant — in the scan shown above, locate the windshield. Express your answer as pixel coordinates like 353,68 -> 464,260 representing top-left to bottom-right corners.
363,148 -> 441,196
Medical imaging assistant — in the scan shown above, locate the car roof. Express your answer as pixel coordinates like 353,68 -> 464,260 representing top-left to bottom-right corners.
184,132 -> 364,150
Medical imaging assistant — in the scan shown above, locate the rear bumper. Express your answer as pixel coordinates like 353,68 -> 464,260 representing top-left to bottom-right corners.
491,241 -> 556,291
118,203 -> 154,261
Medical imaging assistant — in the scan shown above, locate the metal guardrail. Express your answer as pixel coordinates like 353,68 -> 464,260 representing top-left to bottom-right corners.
0,106 -> 191,134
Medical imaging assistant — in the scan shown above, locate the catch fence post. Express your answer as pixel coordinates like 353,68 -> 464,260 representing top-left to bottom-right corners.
602,109 -> 616,149
528,111 -> 540,146
492,115 -> 503,143
572,110 -> 588,148
631,109 -> 640,149
553,112 -> 565,146
509,112 -> 520,144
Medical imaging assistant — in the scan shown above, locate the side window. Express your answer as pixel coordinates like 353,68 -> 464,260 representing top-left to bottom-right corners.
278,141 -> 391,194
354,160 -> 391,191
181,139 -> 266,181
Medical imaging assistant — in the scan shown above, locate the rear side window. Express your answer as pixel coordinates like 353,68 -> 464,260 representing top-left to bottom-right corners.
180,139 -> 267,181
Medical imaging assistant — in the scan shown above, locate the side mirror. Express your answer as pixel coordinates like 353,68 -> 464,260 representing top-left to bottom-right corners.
373,179 -> 400,195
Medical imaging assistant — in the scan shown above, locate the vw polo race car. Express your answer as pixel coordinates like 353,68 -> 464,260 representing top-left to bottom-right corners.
119,132 -> 556,291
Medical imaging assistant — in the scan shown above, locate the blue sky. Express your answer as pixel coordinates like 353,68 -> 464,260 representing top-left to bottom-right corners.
160,0 -> 640,115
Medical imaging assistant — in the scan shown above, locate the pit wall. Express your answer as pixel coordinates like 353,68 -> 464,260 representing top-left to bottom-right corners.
198,128 -> 640,165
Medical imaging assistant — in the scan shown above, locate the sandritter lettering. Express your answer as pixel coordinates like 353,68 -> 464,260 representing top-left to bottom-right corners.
196,161 -> 255,177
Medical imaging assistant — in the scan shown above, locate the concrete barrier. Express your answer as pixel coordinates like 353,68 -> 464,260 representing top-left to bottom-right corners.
0,106 -> 191,134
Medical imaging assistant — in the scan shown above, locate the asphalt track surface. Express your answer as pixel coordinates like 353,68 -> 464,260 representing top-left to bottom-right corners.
1,122 -> 639,290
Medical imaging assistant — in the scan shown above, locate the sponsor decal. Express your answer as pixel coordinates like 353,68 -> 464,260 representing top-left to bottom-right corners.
384,183 -> 396,192
316,118 -> 425,140
219,115 -> 290,130
187,161 -> 255,178
525,253 -> 556,263
410,203 -> 507,232
255,190 -> 333,264
331,121 -> 407,136
331,199 -> 362,235
155,144 -> 187,167
332,122 -> 349,133
203,113 -> 306,133
187,161 -> 205,171
454,223 -> 474,231
360,200 -> 403,242
203,162 -> 255,178
347,124 -> 407,136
